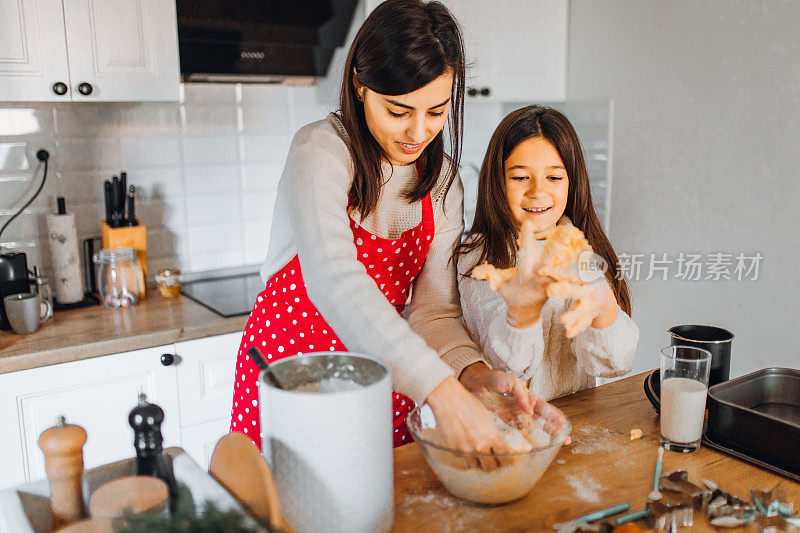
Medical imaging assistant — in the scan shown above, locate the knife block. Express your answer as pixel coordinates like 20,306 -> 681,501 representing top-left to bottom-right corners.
101,222 -> 147,298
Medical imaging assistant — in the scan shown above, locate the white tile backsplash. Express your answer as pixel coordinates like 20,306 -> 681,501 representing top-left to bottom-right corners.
187,223 -> 244,254
185,194 -> 240,226
240,134 -> 292,162
241,191 -> 277,221
181,135 -> 239,166
57,138 -> 122,171
121,136 -> 182,168
242,163 -> 285,191
243,220 -> 271,250
182,106 -> 239,134
0,83 -> 301,277
240,106 -> 293,135
184,165 -> 241,196
127,167 -> 184,199
1,84 -> 601,280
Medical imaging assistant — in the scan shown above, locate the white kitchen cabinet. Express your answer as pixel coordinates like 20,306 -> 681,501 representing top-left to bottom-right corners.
0,0 -> 72,101
0,0 -> 179,102
179,417 -> 230,471
0,331 -> 242,490
61,0 -> 180,101
173,332 -> 241,468
0,344 -> 181,489
174,332 -> 240,427
365,0 -> 567,102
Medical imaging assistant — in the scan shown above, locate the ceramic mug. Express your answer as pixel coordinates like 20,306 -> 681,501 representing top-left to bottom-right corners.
4,292 -> 53,335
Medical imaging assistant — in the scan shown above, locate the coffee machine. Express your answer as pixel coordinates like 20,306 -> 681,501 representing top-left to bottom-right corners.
0,251 -> 31,330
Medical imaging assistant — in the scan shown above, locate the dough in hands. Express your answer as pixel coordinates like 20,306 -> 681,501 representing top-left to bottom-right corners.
547,280 -> 604,338
471,263 -> 518,291
471,221 -> 604,338
537,225 -> 590,282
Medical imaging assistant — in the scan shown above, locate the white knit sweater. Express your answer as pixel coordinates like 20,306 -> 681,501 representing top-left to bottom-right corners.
260,115 -> 485,404
457,236 -> 639,401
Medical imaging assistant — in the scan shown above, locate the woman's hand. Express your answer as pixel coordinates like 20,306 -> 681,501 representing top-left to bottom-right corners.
460,362 -> 572,445
424,375 -> 510,458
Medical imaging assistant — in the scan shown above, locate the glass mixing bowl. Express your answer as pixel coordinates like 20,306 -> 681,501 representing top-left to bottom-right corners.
406,394 -> 571,505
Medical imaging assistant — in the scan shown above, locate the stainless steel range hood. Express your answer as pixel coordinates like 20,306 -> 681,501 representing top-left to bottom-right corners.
177,0 -> 358,84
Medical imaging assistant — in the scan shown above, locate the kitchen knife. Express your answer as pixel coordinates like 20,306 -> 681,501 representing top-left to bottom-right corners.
127,186 -> 136,226
120,171 -> 127,224
111,175 -> 122,227
103,180 -> 114,227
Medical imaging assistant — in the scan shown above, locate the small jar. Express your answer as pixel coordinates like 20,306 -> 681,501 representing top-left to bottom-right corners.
92,247 -> 144,308
154,268 -> 182,298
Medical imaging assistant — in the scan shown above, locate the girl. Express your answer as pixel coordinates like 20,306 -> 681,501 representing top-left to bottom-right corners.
455,106 -> 639,401
231,0 -> 548,454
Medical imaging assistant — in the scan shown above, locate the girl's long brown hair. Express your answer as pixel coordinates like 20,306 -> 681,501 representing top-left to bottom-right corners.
454,106 -> 631,315
338,0 -> 466,219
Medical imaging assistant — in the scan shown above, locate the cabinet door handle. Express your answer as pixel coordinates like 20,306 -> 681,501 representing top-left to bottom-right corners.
480,87 -> 491,97
160,353 -> 175,366
52,82 -> 68,96
467,87 -> 478,97
77,82 -> 93,96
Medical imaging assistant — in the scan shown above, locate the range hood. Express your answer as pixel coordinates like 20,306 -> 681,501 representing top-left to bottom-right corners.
177,0 -> 358,84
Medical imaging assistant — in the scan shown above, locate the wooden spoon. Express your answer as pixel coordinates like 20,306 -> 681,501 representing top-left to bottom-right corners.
209,432 -> 295,532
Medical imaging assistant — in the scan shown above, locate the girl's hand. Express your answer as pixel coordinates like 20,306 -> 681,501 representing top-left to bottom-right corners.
459,362 -> 534,414
498,267 -> 552,328
497,239 -> 553,328
425,376 -> 511,460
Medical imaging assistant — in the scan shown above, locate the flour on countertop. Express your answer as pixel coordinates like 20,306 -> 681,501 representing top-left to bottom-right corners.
396,491 -> 486,532
565,473 -> 602,503
569,425 -> 620,455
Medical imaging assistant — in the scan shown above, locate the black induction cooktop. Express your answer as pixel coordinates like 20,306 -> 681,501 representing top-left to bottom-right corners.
181,272 -> 263,317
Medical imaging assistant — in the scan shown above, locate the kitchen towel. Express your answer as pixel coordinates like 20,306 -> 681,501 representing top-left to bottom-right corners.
46,213 -> 83,304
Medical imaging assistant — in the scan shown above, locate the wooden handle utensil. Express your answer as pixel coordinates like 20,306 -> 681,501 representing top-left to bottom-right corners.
210,432 -> 295,532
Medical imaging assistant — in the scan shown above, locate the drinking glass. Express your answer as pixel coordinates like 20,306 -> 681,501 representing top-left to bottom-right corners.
660,345 -> 712,453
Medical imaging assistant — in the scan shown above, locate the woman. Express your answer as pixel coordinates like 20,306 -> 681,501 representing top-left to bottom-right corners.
230,0 -> 547,453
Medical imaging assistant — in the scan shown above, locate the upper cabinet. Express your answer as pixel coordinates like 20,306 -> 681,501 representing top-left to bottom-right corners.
365,0 -> 568,103
0,0 -> 180,102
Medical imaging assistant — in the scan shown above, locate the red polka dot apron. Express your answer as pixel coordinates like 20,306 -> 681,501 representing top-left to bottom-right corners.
230,181 -> 435,449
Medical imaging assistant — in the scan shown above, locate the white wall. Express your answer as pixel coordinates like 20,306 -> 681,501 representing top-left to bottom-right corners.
567,0 -> 800,377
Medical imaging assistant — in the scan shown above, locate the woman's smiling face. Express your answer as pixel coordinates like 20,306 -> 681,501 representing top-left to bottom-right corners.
354,69 -> 453,166
504,137 -> 569,238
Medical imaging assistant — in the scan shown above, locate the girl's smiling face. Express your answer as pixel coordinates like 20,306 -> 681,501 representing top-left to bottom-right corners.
354,70 -> 453,166
504,137 -> 569,237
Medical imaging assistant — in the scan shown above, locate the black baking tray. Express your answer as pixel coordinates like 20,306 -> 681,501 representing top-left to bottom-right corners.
705,367 -> 800,479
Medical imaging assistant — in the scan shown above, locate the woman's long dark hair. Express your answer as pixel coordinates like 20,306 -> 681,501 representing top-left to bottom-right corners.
454,106 -> 632,315
339,0 -> 466,219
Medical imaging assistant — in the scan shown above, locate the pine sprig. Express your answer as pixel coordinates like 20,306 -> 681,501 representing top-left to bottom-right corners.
112,501 -> 269,533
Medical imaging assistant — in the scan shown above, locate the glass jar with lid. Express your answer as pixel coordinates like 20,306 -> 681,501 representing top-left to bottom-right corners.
92,247 -> 145,308
154,268 -> 182,298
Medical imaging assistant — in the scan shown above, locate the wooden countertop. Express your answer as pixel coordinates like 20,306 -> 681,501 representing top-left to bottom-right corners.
0,291 -> 247,374
391,372 -> 800,532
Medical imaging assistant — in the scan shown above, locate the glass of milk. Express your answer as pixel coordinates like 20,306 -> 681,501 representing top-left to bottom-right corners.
660,345 -> 712,453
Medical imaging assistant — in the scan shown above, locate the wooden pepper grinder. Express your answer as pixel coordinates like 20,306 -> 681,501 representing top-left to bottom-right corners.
38,416 -> 87,529
128,393 -> 167,479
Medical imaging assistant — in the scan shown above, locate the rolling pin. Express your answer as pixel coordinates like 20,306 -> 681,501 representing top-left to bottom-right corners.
38,416 -> 87,529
